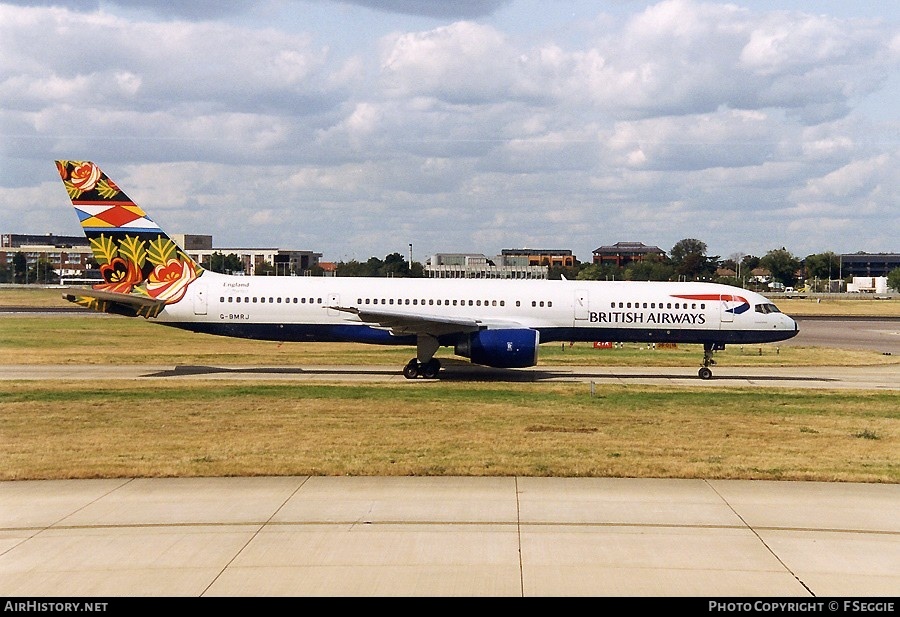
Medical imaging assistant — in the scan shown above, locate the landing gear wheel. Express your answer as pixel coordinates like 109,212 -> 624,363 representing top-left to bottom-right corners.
420,359 -> 441,379
403,359 -> 419,380
698,343 -> 718,380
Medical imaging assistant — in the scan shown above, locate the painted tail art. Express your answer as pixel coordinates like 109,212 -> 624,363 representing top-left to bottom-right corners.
56,160 -> 204,318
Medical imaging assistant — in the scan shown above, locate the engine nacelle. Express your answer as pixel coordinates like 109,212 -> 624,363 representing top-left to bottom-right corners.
454,328 -> 540,368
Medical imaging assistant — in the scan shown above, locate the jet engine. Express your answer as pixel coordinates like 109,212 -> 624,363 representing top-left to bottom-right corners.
454,328 -> 540,368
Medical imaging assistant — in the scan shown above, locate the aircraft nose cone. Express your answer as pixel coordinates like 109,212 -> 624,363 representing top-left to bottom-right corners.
787,315 -> 799,335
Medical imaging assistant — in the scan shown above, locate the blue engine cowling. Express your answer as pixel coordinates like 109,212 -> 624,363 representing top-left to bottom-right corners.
454,329 -> 540,368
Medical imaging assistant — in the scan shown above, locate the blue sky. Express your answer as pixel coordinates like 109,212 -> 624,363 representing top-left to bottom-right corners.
1,0 -> 897,264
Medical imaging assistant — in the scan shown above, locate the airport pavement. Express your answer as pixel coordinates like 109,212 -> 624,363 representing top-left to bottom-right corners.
2,318 -> 897,599
1,476 -> 898,597
0,362 -> 898,389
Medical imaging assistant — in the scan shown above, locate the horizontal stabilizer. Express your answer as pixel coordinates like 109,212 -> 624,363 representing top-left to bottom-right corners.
62,287 -> 167,318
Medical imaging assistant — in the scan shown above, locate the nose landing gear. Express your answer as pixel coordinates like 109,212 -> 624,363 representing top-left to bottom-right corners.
698,342 -> 721,379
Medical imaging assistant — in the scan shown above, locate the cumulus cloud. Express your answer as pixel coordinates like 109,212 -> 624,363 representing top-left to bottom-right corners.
1,0 -> 255,20
334,0 -> 511,19
1,0 -> 897,261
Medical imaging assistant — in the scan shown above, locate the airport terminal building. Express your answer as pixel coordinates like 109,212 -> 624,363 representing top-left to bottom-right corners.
839,252 -> 900,278
0,232 -> 321,280
171,235 -> 322,276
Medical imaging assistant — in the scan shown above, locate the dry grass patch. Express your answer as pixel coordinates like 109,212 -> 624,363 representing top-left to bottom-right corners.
0,286 -> 71,308
1,380 -> 896,482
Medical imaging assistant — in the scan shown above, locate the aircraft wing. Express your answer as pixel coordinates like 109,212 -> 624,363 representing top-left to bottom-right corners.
329,306 -> 523,337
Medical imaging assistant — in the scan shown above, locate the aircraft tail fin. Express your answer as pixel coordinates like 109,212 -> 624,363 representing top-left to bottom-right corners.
55,160 -> 204,317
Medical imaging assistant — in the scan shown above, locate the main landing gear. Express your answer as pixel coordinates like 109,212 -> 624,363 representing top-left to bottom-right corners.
698,342 -> 719,379
403,358 -> 442,379
403,334 -> 442,379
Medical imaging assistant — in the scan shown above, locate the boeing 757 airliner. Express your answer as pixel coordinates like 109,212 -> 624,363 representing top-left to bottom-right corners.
56,160 -> 798,379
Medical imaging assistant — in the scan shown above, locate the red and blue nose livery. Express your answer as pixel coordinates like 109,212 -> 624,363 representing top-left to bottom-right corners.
673,294 -> 750,314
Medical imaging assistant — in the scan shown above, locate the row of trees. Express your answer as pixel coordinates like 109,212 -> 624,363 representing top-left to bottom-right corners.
333,239 -> 900,292
552,241 -> 801,289
334,239 -> 900,291
0,253 -> 58,284
3,240 -> 899,292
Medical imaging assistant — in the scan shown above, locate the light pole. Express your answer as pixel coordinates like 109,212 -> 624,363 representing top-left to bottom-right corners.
839,255 -> 842,292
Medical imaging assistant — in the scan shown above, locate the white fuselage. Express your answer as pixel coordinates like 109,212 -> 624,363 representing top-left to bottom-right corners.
155,271 -> 798,348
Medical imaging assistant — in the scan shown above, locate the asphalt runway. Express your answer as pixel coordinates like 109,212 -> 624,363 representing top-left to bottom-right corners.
786,316 -> 900,356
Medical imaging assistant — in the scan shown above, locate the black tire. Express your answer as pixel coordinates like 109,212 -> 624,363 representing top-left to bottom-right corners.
698,367 -> 713,380
403,361 -> 419,379
420,359 -> 440,379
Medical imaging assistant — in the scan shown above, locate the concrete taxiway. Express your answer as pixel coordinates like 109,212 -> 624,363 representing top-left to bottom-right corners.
1,362 -> 898,389
1,476 -> 898,597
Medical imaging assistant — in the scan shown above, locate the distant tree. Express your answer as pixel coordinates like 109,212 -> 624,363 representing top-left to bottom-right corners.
669,238 -> 717,281
380,252 -> 409,277
335,254 -> 420,277
760,248 -> 800,287
12,252 -> 27,284
28,257 -> 58,284
0,264 -> 11,283
575,262 -> 623,281
547,263 -> 581,280
255,260 -> 276,276
365,256 -> 384,276
202,252 -> 244,274
803,252 -> 840,281
623,255 -> 674,281
741,255 -> 760,272
721,255 -> 761,288
335,259 -> 369,277
409,261 -> 425,278
888,268 -> 900,293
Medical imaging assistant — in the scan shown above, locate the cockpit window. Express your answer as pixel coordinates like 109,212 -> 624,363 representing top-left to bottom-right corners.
754,303 -> 782,314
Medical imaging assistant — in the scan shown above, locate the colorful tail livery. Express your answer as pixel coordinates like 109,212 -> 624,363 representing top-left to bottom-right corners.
57,160 -> 203,318
57,160 -> 798,379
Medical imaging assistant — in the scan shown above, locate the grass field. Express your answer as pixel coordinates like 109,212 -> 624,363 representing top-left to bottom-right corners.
1,313 -> 897,369
1,284 -> 897,483
2,380 -> 896,483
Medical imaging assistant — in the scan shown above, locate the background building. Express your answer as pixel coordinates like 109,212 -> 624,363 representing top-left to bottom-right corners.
592,242 -> 666,267
171,234 -> 321,275
839,253 -> 900,278
425,253 -> 547,279
0,233 -> 96,282
1,231 -> 321,280
499,248 -> 574,268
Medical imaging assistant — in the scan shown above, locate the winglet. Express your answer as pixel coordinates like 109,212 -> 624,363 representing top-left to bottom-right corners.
56,160 -> 204,316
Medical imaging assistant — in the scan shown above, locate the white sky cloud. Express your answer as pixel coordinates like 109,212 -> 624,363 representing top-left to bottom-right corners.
1,0 -> 897,262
